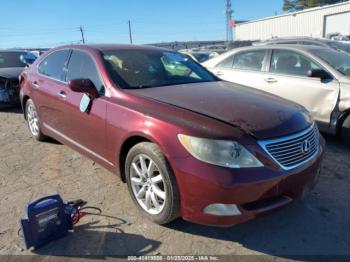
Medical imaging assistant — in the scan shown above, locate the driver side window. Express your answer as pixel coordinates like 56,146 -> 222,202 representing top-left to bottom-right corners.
270,50 -> 322,77
66,50 -> 104,94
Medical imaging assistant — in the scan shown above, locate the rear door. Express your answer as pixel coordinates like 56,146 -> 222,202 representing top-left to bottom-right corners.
32,49 -> 71,134
261,48 -> 340,124
211,49 -> 268,89
63,49 -> 109,165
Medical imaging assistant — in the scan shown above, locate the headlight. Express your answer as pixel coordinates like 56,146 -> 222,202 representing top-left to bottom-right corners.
178,134 -> 263,168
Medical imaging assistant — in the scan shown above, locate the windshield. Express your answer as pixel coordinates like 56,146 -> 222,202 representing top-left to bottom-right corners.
0,51 -> 27,68
310,49 -> 350,76
102,49 -> 216,89
328,42 -> 350,55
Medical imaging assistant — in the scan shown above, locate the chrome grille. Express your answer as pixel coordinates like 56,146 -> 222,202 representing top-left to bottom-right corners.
258,123 -> 320,170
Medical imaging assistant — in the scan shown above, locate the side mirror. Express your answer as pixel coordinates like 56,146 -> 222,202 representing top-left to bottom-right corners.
307,69 -> 332,80
20,53 -> 37,65
68,78 -> 99,99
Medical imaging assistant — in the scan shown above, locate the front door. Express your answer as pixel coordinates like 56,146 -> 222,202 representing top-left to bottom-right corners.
63,49 -> 110,166
261,49 -> 340,124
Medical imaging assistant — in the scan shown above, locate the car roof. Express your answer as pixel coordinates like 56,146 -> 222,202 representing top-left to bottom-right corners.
55,44 -> 171,52
0,50 -> 29,53
230,44 -> 331,53
261,37 -> 332,43
182,50 -> 212,54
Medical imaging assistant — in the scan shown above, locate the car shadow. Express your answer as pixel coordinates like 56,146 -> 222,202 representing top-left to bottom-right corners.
165,135 -> 350,258
0,106 -> 22,114
34,215 -> 161,258
43,137 -> 62,145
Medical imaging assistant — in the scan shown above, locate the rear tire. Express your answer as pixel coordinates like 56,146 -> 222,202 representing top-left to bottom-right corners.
125,142 -> 180,225
341,114 -> 350,146
25,99 -> 46,141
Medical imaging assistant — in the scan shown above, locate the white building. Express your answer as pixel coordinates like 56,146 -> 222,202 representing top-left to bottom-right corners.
235,1 -> 350,41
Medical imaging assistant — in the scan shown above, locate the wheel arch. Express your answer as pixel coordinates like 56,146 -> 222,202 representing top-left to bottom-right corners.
119,135 -> 153,183
22,95 -> 31,120
336,109 -> 350,136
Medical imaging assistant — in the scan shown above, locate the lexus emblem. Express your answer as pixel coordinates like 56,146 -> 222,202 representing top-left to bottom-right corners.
301,140 -> 311,154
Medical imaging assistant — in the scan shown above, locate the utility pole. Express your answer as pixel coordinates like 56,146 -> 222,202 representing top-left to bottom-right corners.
79,26 -> 85,44
225,0 -> 233,42
128,20 -> 133,44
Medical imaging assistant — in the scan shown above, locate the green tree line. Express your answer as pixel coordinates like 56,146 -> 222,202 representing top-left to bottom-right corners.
283,0 -> 347,12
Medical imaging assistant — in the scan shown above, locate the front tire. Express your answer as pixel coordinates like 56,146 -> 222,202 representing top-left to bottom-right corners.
125,142 -> 180,224
25,99 -> 45,141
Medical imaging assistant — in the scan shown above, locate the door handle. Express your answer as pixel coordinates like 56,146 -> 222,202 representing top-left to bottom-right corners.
215,71 -> 224,76
32,81 -> 40,89
264,78 -> 278,84
58,91 -> 67,99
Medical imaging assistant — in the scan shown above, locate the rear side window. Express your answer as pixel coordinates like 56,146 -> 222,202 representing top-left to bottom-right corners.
270,50 -> 321,77
216,54 -> 234,68
66,50 -> 104,94
38,50 -> 70,81
232,50 -> 266,71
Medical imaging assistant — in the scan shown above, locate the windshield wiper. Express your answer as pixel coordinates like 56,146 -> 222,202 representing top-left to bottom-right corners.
127,85 -> 155,89
127,80 -> 217,89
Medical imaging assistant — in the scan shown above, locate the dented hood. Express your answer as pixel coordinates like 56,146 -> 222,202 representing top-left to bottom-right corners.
127,81 -> 312,140
0,67 -> 24,80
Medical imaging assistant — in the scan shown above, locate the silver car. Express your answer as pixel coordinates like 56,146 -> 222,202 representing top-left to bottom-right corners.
203,45 -> 350,145
254,37 -> 350,55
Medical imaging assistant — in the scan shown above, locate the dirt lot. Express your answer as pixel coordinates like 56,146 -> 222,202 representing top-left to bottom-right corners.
0,108 -> 349,259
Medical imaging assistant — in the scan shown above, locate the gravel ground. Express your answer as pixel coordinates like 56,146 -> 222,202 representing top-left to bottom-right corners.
0,108 -> 349,259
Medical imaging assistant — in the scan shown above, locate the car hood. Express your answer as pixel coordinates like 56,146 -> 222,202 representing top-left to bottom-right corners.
0,67 -> 24,80
126,81 -> 312,140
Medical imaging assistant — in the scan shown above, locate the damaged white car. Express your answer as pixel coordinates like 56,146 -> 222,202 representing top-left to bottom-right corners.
0,50 -> 36,108
203,45 -> 350,145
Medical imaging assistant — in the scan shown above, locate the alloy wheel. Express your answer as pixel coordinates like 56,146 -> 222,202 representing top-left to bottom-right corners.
130,154 -> 166,215
27,103 -> 39,137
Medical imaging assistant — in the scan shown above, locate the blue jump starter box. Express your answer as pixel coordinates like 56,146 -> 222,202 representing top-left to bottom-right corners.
20,194 -> 73,250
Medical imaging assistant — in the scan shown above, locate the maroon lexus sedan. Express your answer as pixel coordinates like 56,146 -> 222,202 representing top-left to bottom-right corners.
19,44 -> 325,227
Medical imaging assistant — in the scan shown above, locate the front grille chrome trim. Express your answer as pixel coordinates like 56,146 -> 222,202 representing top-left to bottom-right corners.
258,123 -> 320,170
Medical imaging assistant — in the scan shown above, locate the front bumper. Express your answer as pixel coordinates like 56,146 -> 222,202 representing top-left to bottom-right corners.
172,136 -> 325,227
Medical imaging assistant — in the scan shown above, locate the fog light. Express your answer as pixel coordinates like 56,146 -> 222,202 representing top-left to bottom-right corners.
203,204 -> 242,216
